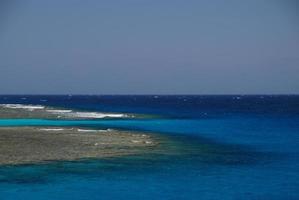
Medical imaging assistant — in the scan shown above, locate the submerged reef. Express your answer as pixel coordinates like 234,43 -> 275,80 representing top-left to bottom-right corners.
0,104 -> 164,165
0,104 -> 267,167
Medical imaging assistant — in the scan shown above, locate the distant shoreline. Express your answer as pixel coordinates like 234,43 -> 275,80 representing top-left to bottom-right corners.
0,104 -> 153,119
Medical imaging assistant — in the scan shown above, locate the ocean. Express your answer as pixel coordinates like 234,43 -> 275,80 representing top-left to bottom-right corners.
0,95 -> 298,200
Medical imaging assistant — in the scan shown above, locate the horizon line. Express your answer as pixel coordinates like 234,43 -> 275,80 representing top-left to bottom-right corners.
0,94 -> 298,96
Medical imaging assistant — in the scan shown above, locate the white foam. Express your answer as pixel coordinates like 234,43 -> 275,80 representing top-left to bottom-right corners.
98,129 -> 113,132
0,104 -> 129,119
46,109 -> 73,113
131,140 -> 142,143
0,104 -> 45,111
67,112 -> 126,119
77,129 -> 99,132
39,128 -> 65,131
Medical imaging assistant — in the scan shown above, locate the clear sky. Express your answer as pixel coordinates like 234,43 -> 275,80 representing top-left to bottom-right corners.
0,0 -> 298,94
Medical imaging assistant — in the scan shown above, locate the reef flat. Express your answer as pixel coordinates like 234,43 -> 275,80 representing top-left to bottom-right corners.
0,127 -> 158,165
0,104 -> 138,119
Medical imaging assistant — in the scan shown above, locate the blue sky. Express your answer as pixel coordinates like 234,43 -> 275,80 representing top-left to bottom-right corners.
0,0 -> 298,94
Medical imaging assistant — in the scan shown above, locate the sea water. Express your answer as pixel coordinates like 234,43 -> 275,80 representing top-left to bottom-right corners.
0,95 -> 298,200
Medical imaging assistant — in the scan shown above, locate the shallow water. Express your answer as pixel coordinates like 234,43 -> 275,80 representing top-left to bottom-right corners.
0,95 -> 298,199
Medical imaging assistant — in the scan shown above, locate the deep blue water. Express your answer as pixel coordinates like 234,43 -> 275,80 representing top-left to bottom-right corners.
0,95 -> 299,200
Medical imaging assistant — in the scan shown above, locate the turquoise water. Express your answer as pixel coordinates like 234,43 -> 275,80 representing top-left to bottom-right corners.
0,95 -> 299,199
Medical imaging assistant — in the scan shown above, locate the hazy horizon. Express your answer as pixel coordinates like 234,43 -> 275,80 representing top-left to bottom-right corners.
0,0 -> 298,94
